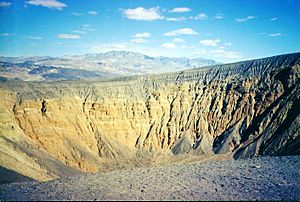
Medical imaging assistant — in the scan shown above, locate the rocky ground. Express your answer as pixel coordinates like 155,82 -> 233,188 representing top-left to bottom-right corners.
1,155 -> 299,201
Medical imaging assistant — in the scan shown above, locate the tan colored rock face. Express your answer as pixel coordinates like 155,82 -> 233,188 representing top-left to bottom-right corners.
0,53 -> 299,181
13,97 -> 102,171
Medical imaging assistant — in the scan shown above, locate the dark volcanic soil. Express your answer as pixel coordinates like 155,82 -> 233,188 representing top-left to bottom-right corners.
0,156 -> 299,201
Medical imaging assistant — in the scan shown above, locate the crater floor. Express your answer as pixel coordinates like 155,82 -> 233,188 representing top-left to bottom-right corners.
1,155 -> 299,201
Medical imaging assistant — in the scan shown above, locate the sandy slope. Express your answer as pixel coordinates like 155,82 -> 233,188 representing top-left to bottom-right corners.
1,155 -> 299,201
1,53 -> 299,181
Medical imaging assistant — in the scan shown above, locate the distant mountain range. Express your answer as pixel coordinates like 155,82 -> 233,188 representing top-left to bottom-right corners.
0,51 -> 219,81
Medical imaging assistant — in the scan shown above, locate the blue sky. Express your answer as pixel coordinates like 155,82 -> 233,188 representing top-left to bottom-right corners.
0,0 -> 299,62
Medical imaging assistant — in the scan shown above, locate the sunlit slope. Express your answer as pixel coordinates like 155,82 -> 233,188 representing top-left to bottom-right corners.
0,52 -> 299,181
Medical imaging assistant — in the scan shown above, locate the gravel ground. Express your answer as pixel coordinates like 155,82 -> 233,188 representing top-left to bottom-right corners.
1,156 -> 299,201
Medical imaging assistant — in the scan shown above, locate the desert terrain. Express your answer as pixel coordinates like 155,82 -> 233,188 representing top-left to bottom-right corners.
0,52 -> 299,200
1,156 -> 299,200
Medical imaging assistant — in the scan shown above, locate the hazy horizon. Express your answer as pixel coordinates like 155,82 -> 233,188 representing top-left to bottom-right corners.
1,50 -> 300,65
0,0 -> 300,63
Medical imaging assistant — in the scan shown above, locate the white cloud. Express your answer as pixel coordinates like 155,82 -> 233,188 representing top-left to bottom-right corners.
25,0 -> 67,10
88,11 -> 98,16
214,14 -> 223,19
166,17 -> 186,21
199,39 -> 220,46
224,42 -> 232,46
130,38 -> 147,44
210,49 -> 241,59
82,24 -> 92,27
163,28 -> 198,36
161,43 -> 176,49
122,7 -> 164,21
173,38 -> 185,43
0,33 -> 10,36
72,12 -> 83,16
73,30 -> 86,34
24,36 -> 43,40
0,1 -> 11,7
235,16 -> 256,22
269,33 -> 282,37
82,27 -> 95,32
194,13 -> 208,20
81,25 -> 95,32
211,49 -> 225,53
57,34 -> 80,39
133,32 -> 151,38
89,42 -> 128,53
169,7 -> 191,13
270,17 -> 278,21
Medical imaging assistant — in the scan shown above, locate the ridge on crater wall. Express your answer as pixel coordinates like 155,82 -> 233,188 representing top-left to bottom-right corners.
0,52 -> 299,182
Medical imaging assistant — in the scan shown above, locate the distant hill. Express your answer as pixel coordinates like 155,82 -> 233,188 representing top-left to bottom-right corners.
0,51 -> 219,81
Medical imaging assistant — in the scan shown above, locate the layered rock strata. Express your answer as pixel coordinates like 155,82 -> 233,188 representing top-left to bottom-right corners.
0,53 -> 299,181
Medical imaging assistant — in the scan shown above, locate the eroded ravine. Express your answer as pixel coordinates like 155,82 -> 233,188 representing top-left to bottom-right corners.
0,53 -> 299,182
